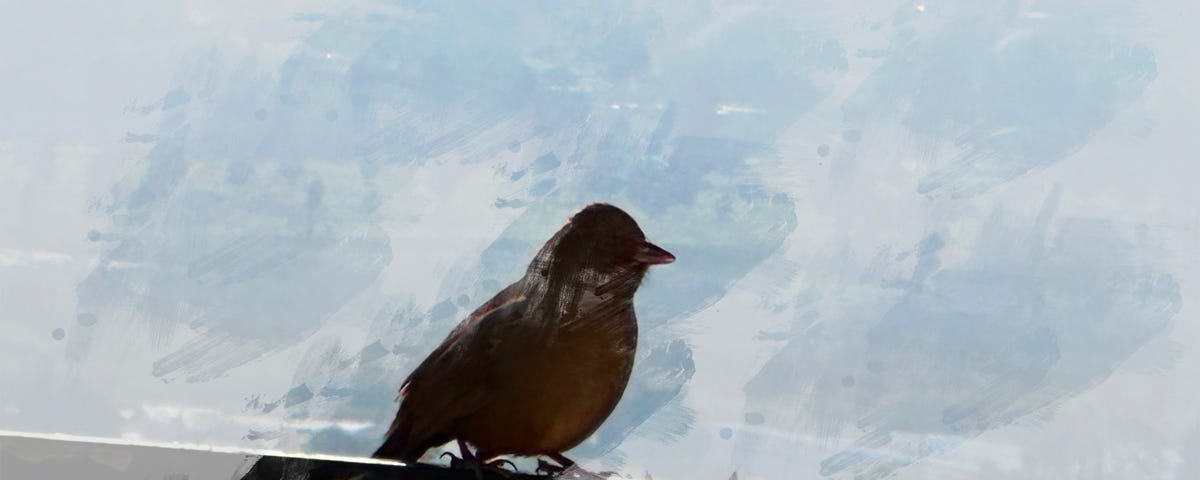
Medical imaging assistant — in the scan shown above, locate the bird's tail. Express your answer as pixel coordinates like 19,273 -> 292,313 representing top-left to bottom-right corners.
370,430 -> 414,462
371,415 -> 434,464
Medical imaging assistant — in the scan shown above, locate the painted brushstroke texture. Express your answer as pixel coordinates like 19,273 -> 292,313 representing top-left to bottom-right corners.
1,0 -> 1196,479
740,191 -> 1181,479
226,4 -> 835,464
61,1 -> 831,464
843,1 -> 1158,198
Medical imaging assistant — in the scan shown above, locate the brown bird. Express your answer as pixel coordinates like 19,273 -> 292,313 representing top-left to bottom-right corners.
372,203 -> 675,474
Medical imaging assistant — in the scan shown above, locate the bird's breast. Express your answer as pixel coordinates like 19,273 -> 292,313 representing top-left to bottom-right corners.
467,296 -> 637,454
452,282 -> 640,455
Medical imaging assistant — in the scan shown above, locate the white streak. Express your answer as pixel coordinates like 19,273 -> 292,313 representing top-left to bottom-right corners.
0,429 -> 404,466
0,247 -> 73,267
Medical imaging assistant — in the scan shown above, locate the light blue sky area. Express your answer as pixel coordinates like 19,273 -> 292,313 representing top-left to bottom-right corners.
1,1 -> 1197,479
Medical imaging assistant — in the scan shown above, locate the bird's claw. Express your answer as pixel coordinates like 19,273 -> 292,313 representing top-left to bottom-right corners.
441,451 -> 464,466
442,451 -> 516,479
537,458 -> 570,476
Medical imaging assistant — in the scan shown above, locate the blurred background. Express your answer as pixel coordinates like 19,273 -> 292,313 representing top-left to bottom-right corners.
1,1 -> 1197,478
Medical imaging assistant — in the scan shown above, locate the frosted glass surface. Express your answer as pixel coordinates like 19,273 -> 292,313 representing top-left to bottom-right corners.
2,1 -> 1197,479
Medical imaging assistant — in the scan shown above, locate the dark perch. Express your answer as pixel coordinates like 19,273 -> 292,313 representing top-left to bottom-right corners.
240,454 -> 607,480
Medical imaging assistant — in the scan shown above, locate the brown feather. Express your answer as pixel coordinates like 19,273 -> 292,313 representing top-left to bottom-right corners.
372,203 -> 671,463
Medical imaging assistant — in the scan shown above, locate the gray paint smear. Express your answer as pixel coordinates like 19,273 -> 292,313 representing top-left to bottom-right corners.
843,1 -> 1157,198
739,190 -> 1181,479
181,2 -> 840,463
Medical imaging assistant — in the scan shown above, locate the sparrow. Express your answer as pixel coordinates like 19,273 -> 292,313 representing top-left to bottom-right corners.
372,202 -> 675,474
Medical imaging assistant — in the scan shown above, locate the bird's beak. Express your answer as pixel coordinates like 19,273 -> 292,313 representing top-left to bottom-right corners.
634,241 -> 675,265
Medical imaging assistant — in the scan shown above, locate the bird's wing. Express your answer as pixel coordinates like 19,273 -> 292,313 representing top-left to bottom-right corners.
397,280 -> 525,397
375,283 -> 529,461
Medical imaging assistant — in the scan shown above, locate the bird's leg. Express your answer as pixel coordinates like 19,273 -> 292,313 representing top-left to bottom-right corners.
439,440 -> 480,477
536,453 -> 577,476
441,440 -> 516,479
549,452 -> 576,470
437,439 -> 470,466
439,451 -> 463,465
535,459 -> 562,475
461,439 -> 487,480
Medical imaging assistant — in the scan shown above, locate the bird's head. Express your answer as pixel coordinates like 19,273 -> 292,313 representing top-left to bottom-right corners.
530,203 -> 674,291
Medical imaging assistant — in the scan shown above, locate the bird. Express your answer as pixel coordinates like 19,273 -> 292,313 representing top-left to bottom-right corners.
371,202 -> 675,475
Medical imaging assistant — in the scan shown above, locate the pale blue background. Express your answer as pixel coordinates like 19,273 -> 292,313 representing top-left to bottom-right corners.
1,1 -> 1197,479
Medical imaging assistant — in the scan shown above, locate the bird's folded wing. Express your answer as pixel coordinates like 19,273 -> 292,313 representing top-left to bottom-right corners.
397,280 -> 525,398
379,290 -> 529,459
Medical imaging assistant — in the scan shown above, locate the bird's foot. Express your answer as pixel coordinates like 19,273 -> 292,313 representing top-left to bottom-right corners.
441,452 -> 517,479
536,456 -> 584,477
536,458 -> 566,475
440,451 -> 461,463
